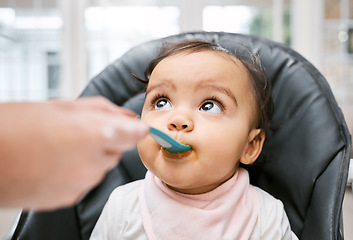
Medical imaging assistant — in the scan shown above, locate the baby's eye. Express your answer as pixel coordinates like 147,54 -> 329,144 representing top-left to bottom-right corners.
154,99 -> 171,110
200,101 -> 222,114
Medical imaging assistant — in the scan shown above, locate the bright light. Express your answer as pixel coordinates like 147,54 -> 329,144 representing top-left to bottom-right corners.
203,6 -> 253,33
85,6 -> 179,37
338,31 -> 348,42
14,16 -> 63,30
0,8 -> 16,25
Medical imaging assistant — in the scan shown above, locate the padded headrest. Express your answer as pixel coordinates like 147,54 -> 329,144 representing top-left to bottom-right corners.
81,32 -> 351,239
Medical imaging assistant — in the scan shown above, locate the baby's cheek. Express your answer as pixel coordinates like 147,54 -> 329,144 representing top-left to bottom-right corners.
205,134 -> 244,160
137,137 -> 159,165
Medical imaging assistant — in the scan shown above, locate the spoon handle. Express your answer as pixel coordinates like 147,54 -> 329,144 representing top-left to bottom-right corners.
149,127 -> 191,153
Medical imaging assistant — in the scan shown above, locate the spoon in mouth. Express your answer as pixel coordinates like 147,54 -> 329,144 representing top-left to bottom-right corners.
149,127 -> 191,153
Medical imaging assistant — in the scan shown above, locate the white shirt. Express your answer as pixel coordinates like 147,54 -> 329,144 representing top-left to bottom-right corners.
90,171 -> 298,240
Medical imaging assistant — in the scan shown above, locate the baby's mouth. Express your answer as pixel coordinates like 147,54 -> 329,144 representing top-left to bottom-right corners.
161,147 -> 193,159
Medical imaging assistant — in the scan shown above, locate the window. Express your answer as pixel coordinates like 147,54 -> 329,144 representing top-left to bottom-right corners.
203,5 -> 290,45
203,6 -> 253,34
0,7 -> 62,101
85,6 -> 179,78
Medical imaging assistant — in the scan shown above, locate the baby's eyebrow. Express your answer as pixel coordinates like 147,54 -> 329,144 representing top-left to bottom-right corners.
145,82 -> 175,96
202,84 -> 238,106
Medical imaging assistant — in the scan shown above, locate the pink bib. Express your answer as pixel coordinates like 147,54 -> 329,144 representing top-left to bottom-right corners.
139,168 -> 260,240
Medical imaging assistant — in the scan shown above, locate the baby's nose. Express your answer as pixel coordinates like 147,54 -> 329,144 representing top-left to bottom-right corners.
168,115 -> 194,132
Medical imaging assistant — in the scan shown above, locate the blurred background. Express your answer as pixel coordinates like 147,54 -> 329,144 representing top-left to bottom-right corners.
0,0 -> 351,105
0,0 -> 352,238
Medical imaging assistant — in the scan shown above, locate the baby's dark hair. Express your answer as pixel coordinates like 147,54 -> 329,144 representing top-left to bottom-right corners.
134,40 -> 273,135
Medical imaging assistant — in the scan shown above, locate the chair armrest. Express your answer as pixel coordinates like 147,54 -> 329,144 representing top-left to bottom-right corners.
349,159 -> 352,191
2,210 -> 22,240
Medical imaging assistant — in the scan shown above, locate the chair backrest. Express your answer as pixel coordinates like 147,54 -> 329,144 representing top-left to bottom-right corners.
11,32 -> 351,240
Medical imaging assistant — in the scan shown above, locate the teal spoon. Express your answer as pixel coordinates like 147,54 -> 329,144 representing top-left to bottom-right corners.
149,127 -> 191,153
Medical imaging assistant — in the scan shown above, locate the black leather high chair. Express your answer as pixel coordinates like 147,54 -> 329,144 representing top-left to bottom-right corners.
9,32 -> 351,240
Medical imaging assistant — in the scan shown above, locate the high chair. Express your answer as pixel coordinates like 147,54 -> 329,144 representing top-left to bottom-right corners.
8,32 -> 351,240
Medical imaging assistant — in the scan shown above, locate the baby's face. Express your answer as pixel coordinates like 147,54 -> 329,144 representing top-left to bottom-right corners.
138,51 -> 260,194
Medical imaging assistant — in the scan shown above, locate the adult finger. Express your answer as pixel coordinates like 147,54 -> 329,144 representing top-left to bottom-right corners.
101,116 -> 149,152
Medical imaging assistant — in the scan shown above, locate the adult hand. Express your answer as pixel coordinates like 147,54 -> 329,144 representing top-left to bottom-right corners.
0,97 -> 149,210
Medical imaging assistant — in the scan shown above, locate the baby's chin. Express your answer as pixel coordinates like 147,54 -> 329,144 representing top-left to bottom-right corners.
157,171 -> 216,195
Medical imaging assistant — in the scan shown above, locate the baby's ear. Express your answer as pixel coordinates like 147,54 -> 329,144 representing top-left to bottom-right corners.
240,129 -> 265,165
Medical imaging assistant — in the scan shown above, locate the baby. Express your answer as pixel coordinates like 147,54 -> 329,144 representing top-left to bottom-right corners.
90,40 -> 298,239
